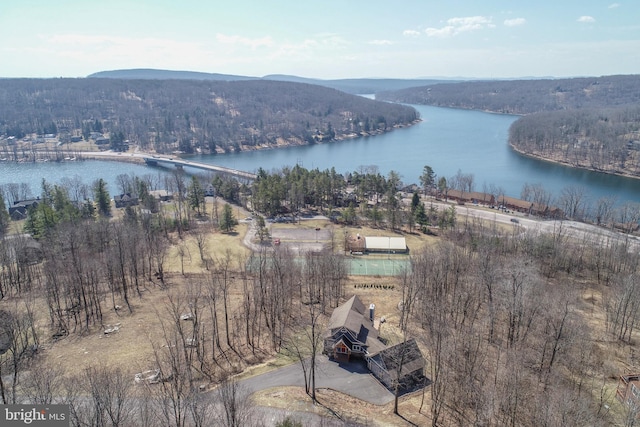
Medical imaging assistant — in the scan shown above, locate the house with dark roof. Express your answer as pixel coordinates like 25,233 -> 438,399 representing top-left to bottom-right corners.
367,338 -> 426,389
323,295 -> 386,362
325,295 -> 427,390
8,199 -> 40,221
114,193 -> 139,209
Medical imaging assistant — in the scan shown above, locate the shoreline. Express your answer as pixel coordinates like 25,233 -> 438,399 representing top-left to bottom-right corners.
509,142 -> 640,182
0,119 -> 423,162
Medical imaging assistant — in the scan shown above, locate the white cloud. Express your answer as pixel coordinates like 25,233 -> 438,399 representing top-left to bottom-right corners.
577,16 -> 596,23
402,30 -> 421,37
504,18 -> 526,27
425,16 -> 494,38
608,3 -> 620,9
369,40 -> 393,46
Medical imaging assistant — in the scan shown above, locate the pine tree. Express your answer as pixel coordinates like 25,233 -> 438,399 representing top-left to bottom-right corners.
0,193 -> 9,237
255,215 -> 270,242
219,203 -> 237,233
93,178 -> 111,217
187,176 -> 205,216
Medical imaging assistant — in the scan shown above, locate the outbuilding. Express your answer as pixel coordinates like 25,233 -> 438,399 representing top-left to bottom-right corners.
364,236 -> 408,254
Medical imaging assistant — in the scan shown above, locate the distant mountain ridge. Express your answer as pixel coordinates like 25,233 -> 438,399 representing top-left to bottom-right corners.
88,68 -> 457,94
88,68 -> 256,82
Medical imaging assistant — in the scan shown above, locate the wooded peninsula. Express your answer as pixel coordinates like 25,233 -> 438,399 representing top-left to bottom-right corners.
378,74 -> 640,178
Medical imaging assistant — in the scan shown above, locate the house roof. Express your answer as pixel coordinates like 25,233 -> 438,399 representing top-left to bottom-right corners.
446,189 -> 494,202
327,295 -> 381,350
10,199 -> 39,209
370,338 -> 425,382
497,195 -> 532,210
328,295 -> 366,331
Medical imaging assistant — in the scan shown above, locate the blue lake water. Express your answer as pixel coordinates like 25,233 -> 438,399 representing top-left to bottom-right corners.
1,104 -> 639,206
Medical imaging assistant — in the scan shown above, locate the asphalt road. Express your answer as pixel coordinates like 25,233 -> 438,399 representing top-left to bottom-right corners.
239,355 -> 394,406
413,197 -> 640,251
455,203 -> 640,250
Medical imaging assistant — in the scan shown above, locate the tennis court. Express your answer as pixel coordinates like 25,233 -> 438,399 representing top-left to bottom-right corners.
246,254 -> 410,276
347,256 -> 411,276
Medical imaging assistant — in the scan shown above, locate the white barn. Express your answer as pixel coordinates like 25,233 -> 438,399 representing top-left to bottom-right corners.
364,236 -> 407,254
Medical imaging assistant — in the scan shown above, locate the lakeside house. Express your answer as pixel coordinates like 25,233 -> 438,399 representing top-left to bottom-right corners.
114,193 -> 139,208
441,189 -> 495,206
435,189 -> 564,218
8,198 -> 40,221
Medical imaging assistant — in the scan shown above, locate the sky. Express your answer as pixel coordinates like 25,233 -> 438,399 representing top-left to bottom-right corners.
1,0 -> 638,80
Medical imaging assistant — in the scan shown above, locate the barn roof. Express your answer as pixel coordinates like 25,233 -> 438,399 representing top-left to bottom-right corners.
364,237 -> 406,251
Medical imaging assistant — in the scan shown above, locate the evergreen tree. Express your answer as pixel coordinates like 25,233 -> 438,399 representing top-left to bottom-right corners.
219,203 -> 238,233
23,203 -> 57,239
255,215 -> 270,242
411,191 -> 420,213
81,200 -> 97,220
414,202 -> 428,228
52,185 -> 80,222
438,176 -> 448,200
0,193 -> 9,237
93,178 -> 111,217
342,202 -> 357,225
187,176 -> 205,216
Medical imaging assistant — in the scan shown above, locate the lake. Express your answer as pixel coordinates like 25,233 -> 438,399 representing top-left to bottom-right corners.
1,104 -> 639,205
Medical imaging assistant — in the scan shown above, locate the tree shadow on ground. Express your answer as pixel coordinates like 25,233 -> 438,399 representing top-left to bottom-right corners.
396,375 -> 431,397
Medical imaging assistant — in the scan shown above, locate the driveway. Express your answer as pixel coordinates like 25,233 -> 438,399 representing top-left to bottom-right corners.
239,355 -> 394,405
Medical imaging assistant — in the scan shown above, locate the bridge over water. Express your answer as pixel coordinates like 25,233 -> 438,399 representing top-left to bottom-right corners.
143,156 -> 257,181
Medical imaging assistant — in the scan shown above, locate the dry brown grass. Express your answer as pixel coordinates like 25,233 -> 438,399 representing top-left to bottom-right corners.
40,275 -> 181,377
165,223 -> 251,274
252,386 -> 431,426
22,203 -> 633,425
34,212 -> 423,384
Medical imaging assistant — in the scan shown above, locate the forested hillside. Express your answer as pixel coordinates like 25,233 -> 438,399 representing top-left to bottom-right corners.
378,75 -> 640,177
0,78 -> 418,154
509,106 -> 640,175
377,75 -> 640,114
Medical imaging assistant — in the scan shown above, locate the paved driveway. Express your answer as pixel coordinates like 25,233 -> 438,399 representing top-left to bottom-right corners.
239,355 -> 394,405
